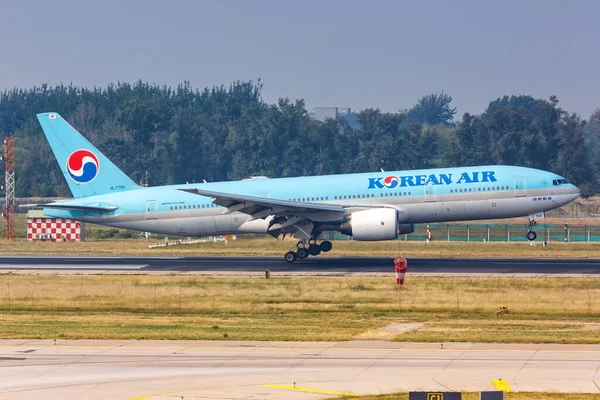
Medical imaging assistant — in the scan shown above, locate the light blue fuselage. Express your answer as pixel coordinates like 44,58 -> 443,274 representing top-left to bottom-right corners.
45,165 -> 580,238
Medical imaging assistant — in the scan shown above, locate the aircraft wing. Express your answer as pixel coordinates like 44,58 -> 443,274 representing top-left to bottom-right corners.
178,188 -> 344,220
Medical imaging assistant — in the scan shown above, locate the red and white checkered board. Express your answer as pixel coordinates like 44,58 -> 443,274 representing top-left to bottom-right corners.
27,218 -> 81,241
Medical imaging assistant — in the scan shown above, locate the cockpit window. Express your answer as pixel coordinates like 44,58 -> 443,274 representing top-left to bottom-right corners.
553,179 -> 569,186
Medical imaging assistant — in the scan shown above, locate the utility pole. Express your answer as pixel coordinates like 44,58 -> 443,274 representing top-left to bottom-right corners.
3,135 -> 15,240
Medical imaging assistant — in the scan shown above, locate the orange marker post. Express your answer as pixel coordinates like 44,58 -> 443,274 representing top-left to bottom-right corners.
394,256 -> 407,311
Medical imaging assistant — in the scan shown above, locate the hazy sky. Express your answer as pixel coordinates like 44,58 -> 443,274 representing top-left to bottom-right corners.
1,0 -> 598,118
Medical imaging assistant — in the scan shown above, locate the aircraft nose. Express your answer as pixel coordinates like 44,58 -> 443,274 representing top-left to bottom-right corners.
571,185 -> 581,198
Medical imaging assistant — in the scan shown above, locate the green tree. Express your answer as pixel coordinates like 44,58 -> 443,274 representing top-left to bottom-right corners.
585,108 -> 600,193
555,113 -> 593,195
405,92 -> 456,126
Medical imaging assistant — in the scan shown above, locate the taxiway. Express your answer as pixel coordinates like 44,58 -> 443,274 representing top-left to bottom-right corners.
0,340 -> 599,399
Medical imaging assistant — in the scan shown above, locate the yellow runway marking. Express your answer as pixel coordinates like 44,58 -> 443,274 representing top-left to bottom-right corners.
492,379 -> 513,392
129,386 -> 241,400
261,384 -> 358,396
129,384 -> 357,400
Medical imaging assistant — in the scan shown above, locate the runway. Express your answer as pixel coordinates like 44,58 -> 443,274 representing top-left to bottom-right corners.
0,340 -> 599,399
0,255 -> 599,274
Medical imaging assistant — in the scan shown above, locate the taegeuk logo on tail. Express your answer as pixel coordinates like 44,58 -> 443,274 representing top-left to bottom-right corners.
66,149 -> 100,183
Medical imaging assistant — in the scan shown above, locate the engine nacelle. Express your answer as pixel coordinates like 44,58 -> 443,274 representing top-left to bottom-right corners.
340,208 -> 399,241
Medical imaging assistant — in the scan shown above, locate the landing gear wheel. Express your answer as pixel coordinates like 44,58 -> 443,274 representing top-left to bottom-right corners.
297,248 -> 309,259
320,240 -> 333,252
526,231 -> 537,241
284,251 -> 297,263
307,244 -> 321,256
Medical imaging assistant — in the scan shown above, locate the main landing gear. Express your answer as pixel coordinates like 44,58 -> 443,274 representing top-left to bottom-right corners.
526,219 -> 537,241
284,238 -> 333,263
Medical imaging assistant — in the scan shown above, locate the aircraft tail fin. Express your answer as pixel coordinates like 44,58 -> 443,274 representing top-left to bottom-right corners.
36,112 -> 139,198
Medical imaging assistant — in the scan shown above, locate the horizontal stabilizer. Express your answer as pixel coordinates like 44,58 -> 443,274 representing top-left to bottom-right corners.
20,203 -> 118,213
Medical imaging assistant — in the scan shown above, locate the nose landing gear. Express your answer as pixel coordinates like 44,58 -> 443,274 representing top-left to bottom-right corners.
284,238 -> 333,263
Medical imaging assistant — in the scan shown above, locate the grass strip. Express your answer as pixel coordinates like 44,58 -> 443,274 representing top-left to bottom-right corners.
0,275 -> 598,342
1,238 -> 600,258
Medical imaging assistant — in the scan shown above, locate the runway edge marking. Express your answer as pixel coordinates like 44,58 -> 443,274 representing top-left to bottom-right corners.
492,379 -> 514,392
260,384 -> 358,396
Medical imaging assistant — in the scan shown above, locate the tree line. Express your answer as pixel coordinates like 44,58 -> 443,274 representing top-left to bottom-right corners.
0,80 -> 598,197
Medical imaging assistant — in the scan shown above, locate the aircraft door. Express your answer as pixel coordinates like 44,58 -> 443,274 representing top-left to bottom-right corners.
514,179 -> 526,197
424,183 -> 436,202
146,200 -> 158,219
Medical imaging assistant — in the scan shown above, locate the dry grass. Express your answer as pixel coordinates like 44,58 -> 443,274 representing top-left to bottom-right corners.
335,393 -> 600,400
0,275 -> 598,342
1,237 -> 600,258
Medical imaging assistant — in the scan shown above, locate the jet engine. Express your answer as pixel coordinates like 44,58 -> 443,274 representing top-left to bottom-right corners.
340,208 -> 401,241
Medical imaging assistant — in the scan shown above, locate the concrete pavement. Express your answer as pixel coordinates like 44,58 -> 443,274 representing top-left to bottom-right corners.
0,340 -> 599,399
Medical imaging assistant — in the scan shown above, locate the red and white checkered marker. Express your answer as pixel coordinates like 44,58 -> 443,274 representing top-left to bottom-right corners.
394,256 -> 407,285
27,218 -> 82,241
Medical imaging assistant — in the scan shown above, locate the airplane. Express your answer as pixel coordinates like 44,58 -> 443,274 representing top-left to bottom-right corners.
30,112 -> 581,263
